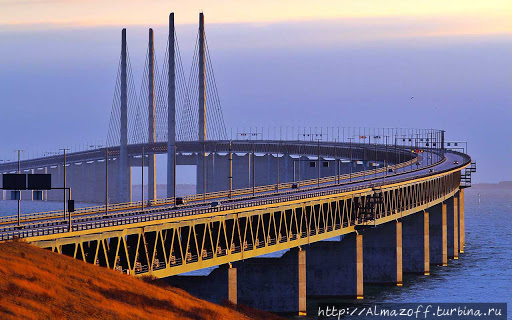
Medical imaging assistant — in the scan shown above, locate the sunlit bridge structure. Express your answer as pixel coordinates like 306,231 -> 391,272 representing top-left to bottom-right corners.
0,13 -> 476,315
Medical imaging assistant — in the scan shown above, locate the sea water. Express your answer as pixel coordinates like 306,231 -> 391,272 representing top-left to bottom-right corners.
1,187 -> 510,318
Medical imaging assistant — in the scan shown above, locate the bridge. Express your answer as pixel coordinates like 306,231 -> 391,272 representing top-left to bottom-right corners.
0,13 -> 475,315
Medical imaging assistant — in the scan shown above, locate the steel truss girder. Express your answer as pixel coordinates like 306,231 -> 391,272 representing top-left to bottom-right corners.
37,169 -> 461,278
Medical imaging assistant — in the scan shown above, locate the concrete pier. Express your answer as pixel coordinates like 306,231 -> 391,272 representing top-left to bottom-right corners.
446,195 -> 459,259
167,248 -> 306,314
306,234 -> 363,298
402,211 -> 430,275
362,221 -> 402,285
166,264 -> 232,304
459,189 -> 465,253
228,266 -> 237,305
236,248 -> 306,314
430,203 -> 447,266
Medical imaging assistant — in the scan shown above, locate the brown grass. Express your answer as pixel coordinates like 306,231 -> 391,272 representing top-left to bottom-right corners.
0,241 -> 283,320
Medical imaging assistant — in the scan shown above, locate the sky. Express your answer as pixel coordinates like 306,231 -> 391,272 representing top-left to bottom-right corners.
0,0 -> 511,184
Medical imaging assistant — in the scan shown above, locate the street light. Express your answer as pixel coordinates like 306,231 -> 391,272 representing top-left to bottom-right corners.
252,143 -> 256,196
384,135 -> 389,178
276,142 -> 281,192
348,137 -> 354,182
229,140 -> 233,198
14,149 -> 23,226
316,139 -> 321,187
141,145 -> 145,211
59,148 -> 70,219
203,141 -> 207,203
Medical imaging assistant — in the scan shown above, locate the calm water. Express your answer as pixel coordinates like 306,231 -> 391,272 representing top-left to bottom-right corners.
298,187 -> 512,319
1,187 -> 510,318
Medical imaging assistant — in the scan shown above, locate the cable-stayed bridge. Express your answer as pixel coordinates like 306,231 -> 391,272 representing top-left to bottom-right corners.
0,13 -> 475,315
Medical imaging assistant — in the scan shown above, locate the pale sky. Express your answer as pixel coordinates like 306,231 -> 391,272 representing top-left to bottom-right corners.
0,1 -> 511,183
1,0 -> 511,36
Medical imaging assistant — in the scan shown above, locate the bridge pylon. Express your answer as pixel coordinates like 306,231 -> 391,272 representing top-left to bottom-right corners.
197,12 -> 207,194
148,28 -> 157,201
119,28 -> 131,203
167,13 -> 176,199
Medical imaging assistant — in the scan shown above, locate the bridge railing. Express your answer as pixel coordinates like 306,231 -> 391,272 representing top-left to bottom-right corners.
0,153 -> 419,225
0,149 -> 466,242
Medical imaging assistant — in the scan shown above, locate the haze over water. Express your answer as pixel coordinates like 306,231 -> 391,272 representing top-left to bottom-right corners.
299,187 -> 512,319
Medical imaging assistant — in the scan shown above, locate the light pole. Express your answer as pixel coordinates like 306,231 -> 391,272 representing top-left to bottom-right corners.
141,145 -> 144,211
316,139 -> 321,187
276,142 -> 281,192
59,148 -> 70,219
15,149 -> 23,226
335,144 -> 339,184
252,143 -> 255,196
394,134 -> 398,170
104,147 -> 109,215
348,137 -> 354,182
173,144 -> 177,204
203,142 -> 207,203
229,140 -> 233,199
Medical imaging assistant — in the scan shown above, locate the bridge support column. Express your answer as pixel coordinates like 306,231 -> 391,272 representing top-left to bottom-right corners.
306,233 -> 363,298
235,248 -> 306,314
447,194 -> 459,259
402,211 -> 430,275
459,189 -> 465,253
362,221 -> 402,285
228,265 -> 237,305
165,265 -> 231,304
167,249 -> 306,314
430,203 -> 447,266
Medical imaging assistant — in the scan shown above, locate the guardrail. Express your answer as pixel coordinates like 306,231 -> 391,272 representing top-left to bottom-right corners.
0,148 -> 467,242
0,149 -> 421,225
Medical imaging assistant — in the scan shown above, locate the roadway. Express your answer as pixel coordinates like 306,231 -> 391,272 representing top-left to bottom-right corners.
0,149 -> 469,241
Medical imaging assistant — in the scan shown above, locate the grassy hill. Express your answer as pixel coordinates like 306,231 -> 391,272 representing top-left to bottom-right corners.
0,241 -> 282,320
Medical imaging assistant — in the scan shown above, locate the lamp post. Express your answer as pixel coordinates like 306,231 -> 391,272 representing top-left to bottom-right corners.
59,148 -> 70,219
276,142 -> 281,192
141,145 -> 144,211
173,144 -> 177,204
316,139 -> 321,187
15,150 -> 23,226
104,147 -> 109,215
252,143 -> 255,196
229,140 -> 233,199
394,133 -> 398,170
348,137 -> 354,182
384,135 -> 389,178
203,141 -> 207,203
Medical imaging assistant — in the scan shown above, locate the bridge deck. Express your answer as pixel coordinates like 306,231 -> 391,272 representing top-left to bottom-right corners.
0,148 -> 470,278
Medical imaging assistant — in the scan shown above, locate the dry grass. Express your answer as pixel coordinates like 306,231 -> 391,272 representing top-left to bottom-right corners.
0,241 -> 282,320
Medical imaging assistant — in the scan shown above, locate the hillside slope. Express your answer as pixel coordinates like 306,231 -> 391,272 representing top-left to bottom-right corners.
0,241 -> 281,320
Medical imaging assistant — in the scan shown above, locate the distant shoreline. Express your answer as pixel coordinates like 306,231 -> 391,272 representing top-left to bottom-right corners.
471,181 -> 512,189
